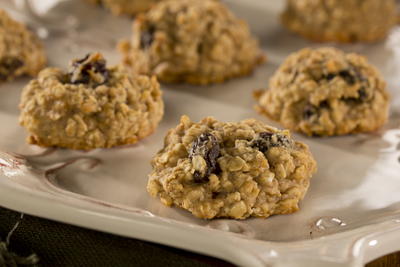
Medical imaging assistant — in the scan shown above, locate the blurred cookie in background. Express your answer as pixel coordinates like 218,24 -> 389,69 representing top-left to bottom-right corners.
0,9 -> 46,83
119,0 -> 265,85
254,47 -> 389,136
281,0 -> 398,43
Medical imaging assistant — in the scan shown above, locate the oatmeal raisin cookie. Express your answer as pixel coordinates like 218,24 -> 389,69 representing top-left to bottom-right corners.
0,9 -> 46,82
281,0 -> 398,43
119,0 -> 265,85
19,52 -> 164,150
254,47 -> 389,136
147,116 -> 316,219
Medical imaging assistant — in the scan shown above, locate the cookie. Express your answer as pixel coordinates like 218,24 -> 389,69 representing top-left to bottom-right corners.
119,0 -> 265,85
19,52 -> 164,150
281,0 -> 397,43
147,116 -> 316,219
254,47 -> 389,137
86,0 -> 162,16
0,9 -> 46,82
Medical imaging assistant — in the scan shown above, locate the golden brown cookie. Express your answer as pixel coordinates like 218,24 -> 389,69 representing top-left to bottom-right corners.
19,52 -> 164,150
255,47 -> 389,136
0,9 -> 46,82
147,116 -> 316,219
281,0 -> 398,43
119,0 -> 265,85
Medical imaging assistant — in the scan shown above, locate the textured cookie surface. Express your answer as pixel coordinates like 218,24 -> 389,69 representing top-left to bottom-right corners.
119,0 -> 265,85
19,53 -> 164,150
86,0 -> 162,16
147,116 -> 316,219
255,47 -> 389,137
281,0 -> 397,43
0,9 -> 46,82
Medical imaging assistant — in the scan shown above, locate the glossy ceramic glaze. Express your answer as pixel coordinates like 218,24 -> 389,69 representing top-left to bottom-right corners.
0,1 -> 400,266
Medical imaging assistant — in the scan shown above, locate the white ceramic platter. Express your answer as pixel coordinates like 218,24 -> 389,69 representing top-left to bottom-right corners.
1,1 -> 400,266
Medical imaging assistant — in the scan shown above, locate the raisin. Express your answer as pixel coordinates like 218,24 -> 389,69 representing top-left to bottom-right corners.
0,57 -> 24,81
140,26 -> 155,49
342,87 -> 369,104
324,70 -> 355,84
338,70 -> 356,85
325,73 -> 336,81
68,53 -> 109,87
192,170 -> 204,183
251,132 -> 292,153
212,192 -> 220,199
324,68 -> 366,86
189,133 -> 220,183
303,101 -> 329,120
319,100 -> 329,108
358,87 -> 368,101
303,104 -> 317,119
3,57 -> 23,71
